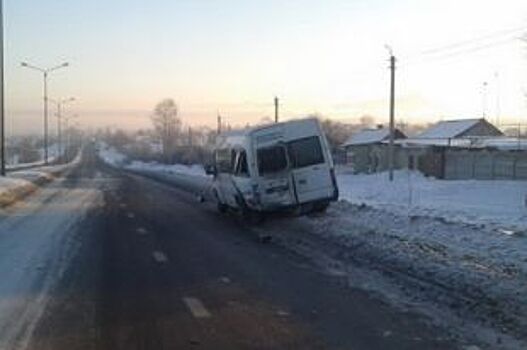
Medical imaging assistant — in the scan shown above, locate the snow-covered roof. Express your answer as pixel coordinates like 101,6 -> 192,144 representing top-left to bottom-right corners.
343,128 -> 391,146
416,119 -> 481,139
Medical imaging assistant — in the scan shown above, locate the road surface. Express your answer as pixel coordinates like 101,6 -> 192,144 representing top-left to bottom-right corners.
0,147 -> 460,350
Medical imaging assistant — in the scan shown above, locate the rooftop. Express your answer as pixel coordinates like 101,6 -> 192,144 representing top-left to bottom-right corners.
416,118 -> 482,139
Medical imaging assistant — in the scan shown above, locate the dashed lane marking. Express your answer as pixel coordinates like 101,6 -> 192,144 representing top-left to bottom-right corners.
183,297 -> 211,318
127,212 -> 135,219
152,251 -> 168,263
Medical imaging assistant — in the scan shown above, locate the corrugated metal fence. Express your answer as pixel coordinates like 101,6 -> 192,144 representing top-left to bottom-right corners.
445,150 -> 527,180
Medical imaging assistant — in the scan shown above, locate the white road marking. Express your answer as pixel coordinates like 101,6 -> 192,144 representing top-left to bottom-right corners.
136,227 -> 148,235
127,212 -> 135,219
119,203 -> 127,208
152,251 -> 168,263
183,297 -> 211,318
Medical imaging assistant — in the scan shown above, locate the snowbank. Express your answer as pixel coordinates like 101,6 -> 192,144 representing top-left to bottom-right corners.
6,143 -> 63,171
0,151 -> 82,208
98,144 -> 208,178
0,177 -> 37,208
337,169 -> 527,231
127,161 -> 207,178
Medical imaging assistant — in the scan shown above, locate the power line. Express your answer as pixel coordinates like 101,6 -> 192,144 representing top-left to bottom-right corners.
421,25 -> 527,56
401,35 -> 521,68
399,25 -> 527,68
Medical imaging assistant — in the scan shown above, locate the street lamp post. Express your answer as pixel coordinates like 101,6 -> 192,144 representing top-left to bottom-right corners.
63,114 -> 78,160
0,0 -> 5,176
49,97 -> 75,163
21,61 -> 69,165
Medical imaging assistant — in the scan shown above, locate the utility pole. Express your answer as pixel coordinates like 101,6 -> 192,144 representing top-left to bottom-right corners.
217,113 -> 222,135
0,0 -> 5,176
494,72 -> 500,127
188,126 -> 192,146
57,101 -> 61,160
274,96 -> 279,123
49,97 -> 74,163
482,81 -> 488,119
43,72 -> 48,163
387,48 -> 396,182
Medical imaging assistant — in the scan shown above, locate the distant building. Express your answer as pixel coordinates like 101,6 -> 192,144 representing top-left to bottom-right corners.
414,118 -> 503,143
395,118 -> 527,180
342,126 -> 406,173
341,118 -> 527,180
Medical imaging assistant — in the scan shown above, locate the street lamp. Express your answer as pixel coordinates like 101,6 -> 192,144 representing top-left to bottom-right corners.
49,97 -> 75,162
63,113 -> 79,159
20,61 -> 69,165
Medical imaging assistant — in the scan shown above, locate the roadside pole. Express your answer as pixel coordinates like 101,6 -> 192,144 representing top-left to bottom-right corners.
274,96 -> 279,123
0,0 -> 5,176
388,53 -> 396,182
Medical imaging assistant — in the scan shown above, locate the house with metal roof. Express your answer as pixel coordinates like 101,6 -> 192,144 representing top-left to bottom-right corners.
341,126 -> 406,173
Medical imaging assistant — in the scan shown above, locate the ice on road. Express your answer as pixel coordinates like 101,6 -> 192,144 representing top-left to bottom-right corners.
0,174 -> 103,349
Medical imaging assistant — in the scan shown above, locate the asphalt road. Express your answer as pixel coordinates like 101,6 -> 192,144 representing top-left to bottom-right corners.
21,147 -> 459,350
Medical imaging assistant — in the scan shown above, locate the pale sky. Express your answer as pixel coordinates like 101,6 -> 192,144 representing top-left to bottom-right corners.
5,0 -> 527,135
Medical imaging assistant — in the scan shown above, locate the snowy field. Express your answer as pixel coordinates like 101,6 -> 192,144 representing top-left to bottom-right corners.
337,167 -> 527,232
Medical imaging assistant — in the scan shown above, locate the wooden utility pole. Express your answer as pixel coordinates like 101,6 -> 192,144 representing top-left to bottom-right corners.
217,113 -> 222,135
388,53 -> 396,182
274,96 -> 279,123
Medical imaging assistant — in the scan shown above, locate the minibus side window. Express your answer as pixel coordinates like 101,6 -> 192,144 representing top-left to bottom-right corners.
257,146 -> 287,175
234,150 -> 249,177
216,148 -> 232,173
287,136 -> 324,169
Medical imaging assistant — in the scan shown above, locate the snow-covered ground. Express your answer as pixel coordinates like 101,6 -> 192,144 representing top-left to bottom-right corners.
0,150 -> 101,349
337,167 -> 527,232
0,150 -> 82,208
98,143 -> 208,179
0,177 -> 103,349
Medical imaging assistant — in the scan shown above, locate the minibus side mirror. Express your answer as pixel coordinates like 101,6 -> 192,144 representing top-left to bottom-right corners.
204,164 -> 217,176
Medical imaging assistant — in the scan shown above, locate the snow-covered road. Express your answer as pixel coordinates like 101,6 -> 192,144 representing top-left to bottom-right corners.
0,161 -> 103,349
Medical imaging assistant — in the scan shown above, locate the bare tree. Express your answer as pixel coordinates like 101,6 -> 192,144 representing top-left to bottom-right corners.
151,99 -> 181,162
318,117 -> 355,152
359,114 -> 375,128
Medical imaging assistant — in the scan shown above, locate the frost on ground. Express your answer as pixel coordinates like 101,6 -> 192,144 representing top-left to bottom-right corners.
260,201 -> 527,349
337,168 -> 527,232
0,169 -> 103,349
